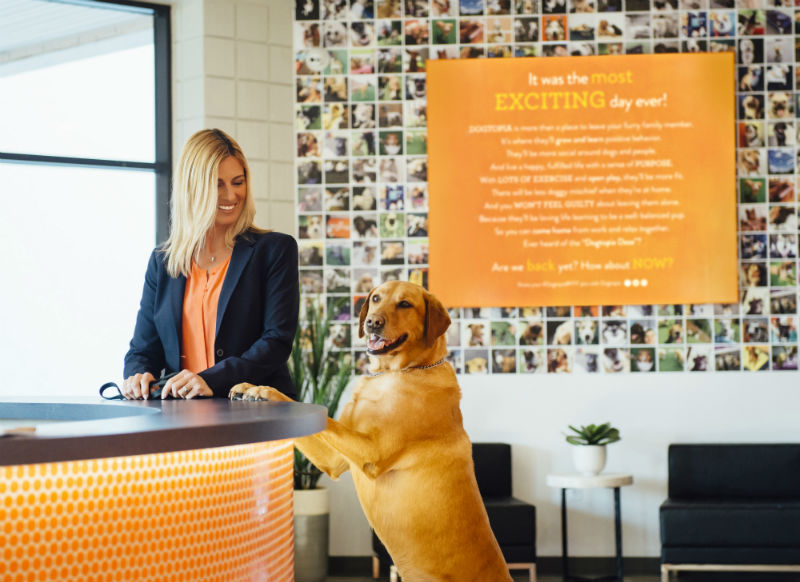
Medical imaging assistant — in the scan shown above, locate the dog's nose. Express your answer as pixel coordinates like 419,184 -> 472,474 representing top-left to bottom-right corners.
365,314 -> 385,334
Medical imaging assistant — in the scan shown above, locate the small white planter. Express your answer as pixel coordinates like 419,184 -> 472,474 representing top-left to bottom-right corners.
572,444 -> 607,476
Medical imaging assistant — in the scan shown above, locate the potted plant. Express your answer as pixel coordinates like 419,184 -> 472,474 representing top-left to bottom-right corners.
289,297 -> 352,582
565,422 -> 621,476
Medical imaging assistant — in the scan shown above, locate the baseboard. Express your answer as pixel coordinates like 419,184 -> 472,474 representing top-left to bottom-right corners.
329,556 -> 661,578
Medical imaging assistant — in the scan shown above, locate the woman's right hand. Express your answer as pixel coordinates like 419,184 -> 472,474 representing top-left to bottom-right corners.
122,372 -> 156,399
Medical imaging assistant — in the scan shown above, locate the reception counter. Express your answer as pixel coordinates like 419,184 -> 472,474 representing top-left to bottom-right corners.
0,399 -> 327,582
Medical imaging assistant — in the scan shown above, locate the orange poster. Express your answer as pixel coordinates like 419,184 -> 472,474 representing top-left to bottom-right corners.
427,53 -> 737,307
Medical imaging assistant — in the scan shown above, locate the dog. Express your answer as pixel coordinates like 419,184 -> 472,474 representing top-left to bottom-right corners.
739,66 -> 760,91
665,323 -> 683,343
520,322 -> 543,345
354,272 -> 375,293
575,320 -> 598,344
230,282 -> 512,582
602,348 -> 629,372
601,320 -> 627,345
544,17 -> 565,40
467,323 -> 486,346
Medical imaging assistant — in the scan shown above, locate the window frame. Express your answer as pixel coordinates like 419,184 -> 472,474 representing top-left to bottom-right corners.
0,0 -> 172,243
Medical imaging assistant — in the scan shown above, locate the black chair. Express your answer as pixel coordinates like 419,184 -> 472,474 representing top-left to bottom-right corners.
660,443 -> 800,581
372,442 -> 537,581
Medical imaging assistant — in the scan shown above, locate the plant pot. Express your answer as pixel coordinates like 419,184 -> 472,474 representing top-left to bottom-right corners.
294,487 -> 330,582
573,444 -> 607,476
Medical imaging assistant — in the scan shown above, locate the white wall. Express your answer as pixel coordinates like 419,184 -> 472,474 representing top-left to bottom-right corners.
171,0 -> 296,234
324,371 -> 800,558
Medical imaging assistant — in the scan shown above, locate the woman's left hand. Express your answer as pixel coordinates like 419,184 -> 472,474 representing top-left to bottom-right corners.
162,370 -> 213,399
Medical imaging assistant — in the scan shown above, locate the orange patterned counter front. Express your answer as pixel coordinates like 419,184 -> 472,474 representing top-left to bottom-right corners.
0,440 -> 295,582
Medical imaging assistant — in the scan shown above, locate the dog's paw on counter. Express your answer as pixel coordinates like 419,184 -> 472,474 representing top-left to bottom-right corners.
229,383 -> 291,402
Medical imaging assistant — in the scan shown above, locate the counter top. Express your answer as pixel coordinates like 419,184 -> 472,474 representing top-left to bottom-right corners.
0,399 -> 327,466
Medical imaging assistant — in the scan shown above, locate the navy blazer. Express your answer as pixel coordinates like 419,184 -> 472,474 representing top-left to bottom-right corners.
124,230 -> 299,399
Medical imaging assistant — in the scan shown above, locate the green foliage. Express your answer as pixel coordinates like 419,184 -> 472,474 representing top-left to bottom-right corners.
289,297 -> 353,490
565,422 -> 621,446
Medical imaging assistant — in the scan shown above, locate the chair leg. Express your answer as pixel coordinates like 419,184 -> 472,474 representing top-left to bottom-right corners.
529,563 -> 537,582
372,555 -> 380,579
660,564 -> 670,582
390,564 -> 400,582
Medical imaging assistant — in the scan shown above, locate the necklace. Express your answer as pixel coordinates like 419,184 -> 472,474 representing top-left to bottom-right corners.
366,358 -> 448,377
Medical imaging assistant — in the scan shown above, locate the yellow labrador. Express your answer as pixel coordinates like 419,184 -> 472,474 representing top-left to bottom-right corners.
231,281 -> 511,582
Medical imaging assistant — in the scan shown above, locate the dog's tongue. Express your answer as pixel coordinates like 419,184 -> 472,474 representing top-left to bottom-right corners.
368,335 -> 387,351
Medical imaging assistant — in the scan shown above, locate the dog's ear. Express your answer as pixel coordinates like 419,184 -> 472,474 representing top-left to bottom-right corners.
358,289 -> 374,338
423,291 -> 451,346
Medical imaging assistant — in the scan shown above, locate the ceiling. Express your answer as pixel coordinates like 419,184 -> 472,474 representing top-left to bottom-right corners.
0,0 -> 152,62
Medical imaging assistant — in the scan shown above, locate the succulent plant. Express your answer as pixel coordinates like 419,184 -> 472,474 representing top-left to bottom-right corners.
565,422 -> 621,446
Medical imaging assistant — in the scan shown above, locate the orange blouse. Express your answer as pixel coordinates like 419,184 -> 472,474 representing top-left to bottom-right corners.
180,256 -> 231,373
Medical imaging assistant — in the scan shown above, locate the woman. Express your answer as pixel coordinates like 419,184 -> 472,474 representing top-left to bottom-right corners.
123,129 -> 299,400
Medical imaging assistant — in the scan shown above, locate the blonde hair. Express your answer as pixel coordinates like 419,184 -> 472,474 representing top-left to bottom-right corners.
162,129 -> 260,278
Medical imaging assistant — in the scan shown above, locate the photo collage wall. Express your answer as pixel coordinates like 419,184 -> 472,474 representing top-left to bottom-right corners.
293,0 -> 800,374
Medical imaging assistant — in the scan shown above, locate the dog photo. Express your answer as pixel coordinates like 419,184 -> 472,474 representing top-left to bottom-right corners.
770,260 -> 795,286
575,319 -> 599,344
298,160 -> 322,185
547,320 -> 573,345
296,0 -> 320,20
542,14 -> 567,40
380,240 -> 405,265
739,206 -> 767,233
298,187 -> 322,213
379,185 -> 404,210
743,344 -> 770,371
573,348 -> 599,373
658,347 -> 685,371
352,159 -> 376,184
298,214 -> 324,239
630,320 -> 656,344
296,104 -> 321,130
772,346 -> 798,370
714,319 -> 739,343
770,316 -> 798,342
520,320 -> 544,345
463,321 -> 489,347
602,348 -> 630,373
325,243 -> 350,266
491,322 -> 516,346
741,234 -> 767,260
407,240 -> 428,265
742,287 -> 769,315
631,348 -> 655,372
299,241 -> 324,267
352,241 -> 378,266
686,319 -> 712,343
326,215 -> 350,239
323,159 -> 349,183
492,349 -> 517,373
686,346 -> 711,371
406,213 -> 428,237
659,319 -> 684,343
769,233 -> 797,258
739,177 -> 765,203
547,348 -> 572,373
514,16 -> 539,41
771,290 -> 797,314
768,177 -> 793,201
325,268 -> 350,294
741,261 -> 766,287
601,320 -> 627,345
714,347 -> 740,371
521,348 -> 546,372
465,349 -> 490,374
300,269 -> 323,294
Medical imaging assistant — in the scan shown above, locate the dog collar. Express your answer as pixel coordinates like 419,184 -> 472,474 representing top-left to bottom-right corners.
366,358 -> 447,377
